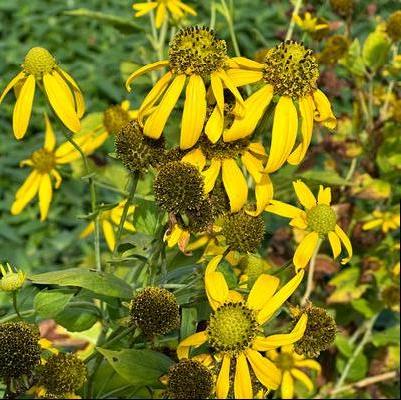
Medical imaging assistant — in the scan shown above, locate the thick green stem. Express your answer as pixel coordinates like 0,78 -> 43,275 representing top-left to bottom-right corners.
11,291 -> 22,319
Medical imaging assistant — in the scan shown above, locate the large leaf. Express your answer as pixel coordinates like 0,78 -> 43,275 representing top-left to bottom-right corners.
98,348 -> 173,386
55,307 -> 98,332
29,269 -> 132,299
34,289 -> 75,318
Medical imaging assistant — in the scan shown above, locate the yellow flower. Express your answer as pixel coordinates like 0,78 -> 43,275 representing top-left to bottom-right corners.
0,47 -> 84,139
10,115 -> 90,221
362,209 -> 400,233
0,263 -> 26,292
177,255 -> 307,399
125,26 -> 254,150
80,200 -> 135,251
180,141 -> 273,214
267,344 -> 321,399
293,12 -> 329,33
133,0 -> 196,28
223,41 -> 336,172
266,180 -> 352,271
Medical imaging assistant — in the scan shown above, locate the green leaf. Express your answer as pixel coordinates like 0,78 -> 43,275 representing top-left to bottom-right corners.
297,170 -> 350,186
335,334 -> 354,357
217,260 -> 238,289
371,325 -> 400,347
336,352 -> 368,382
351,298 -> 382,318
98,348 -> 173,385
328,267 -> 368,304
362,31 -> 391,71
180,307 -> 197,340
34,289 -> 75,318
133,198 -> 159,235
29,268 -> 132,299
55,307 -> 98,332
339,39 -> 366,77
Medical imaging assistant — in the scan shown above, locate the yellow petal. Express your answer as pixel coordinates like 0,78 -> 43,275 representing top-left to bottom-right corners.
265,96 -> 298,173
102,219 -> 116,251
242,151 -> 264,184
57,67 -> 85,117
281,370 -> 294,399
205,254 -> 224,275
265,200 -> 303,219
202,159 -> 221,193
39,174 -> 53,221
205,271 -> 229,310
155,2 -> 166,28
216,70 -> 245,117
177,331 -> 208,360
226,69 -> 263,86
313,89 -> 336,129
247,274 -> 280,310
80,222 -> 95,238
14,170 -> 39,199
0,71 -> 25,104
222,159 -> 248,213
216,354 -> 231,399
43,73 -> 80,133
362,219 -> 382,231
335,224 -> 353,264
166,0 -> 184,17
245,349 -> 281,390
144,75 -> 186,139
295,359 -> 321,372
133,2 -> 158,17
13,74 -> 35,139
257,270 -> 304,324
328,230 -> 341,259
229,57 -> 264,70
180,75 -> 206,149
292,180 -> 317,210
317,185 -> 331,205
235,353 -> 253,399
224,85 -> 273,142
44,114 -> 56,151
291,368 -> 314,392
288,95 -> 314,165
182,148 -> 206,171
11,171 -> 41,215
125,60 -> 169,91
289,215 -> 308,230
205,72 -> 224,143
252,314 -> 308,351
176,0 -> 196,15
247,174 -> 274,216
293,232 -> 319,271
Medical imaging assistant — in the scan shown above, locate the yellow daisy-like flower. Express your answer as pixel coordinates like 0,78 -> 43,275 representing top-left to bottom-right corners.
266,180 -> 352,271
0,263 -> 26,292
181,140 -> 273,214
80,200 -> 135,251
293,12 -> 329,33
0,47 -> 84,139
125,26 -> 253,150
362,209 -> 400,233
10,115 -> 91,221
267,344 -> 321,399
223,41 -> 336,172
133,0 -> 196,29
177,255 -> 307,399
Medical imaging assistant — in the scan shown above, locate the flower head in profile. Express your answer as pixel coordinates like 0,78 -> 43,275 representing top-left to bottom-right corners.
11,115 -> 92,221
266,180 -> 352,271
177,255 -> 307,399
224,41 -> 336,173
362,209 -> 400,233
125,26 -> 256,150
80,200 -> 135,251
0,47 -> 84,139
133,0 -> 196,29
293,12 -> 329,33
0,263 -> 26,292
267,344 -> 321,399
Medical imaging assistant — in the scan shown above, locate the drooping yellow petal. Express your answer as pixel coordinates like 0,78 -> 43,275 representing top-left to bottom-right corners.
222,159 -> 248,213
133,2 -> 158,17
317,185 -> 331,205
205,72 -> 224,143
241,151 -> 264,184
224,85 -> 273,142
38,174 -> 53,221
177,331 -> 208,360
102,219 -> 116,251
205,254 -> 224,275
229,57 -> 264,70
43,73 -> 80,133
288,95 -> 314,165
289,215 -> 308,230
247,274 -> 280,311
11,171 -> 41,215
166,0 -> 184,18
235,353 -> 253,399
245,349 -> 281,390
328,231 -> 341,259
176,0 -> 197,15
335,224 -> 353,264
0,71 -> 25,104
79,222 -> 95,238
313,89 -> 336,129
252,314 -> 308,351
180,75 -> 206,149
265,200 -> 304,219
155,2 -> 166,28
362,219 -> 383,230
144,75 -> 186,139
247,174 -> 274,217
257,270 -> 304,324
295,359 -> 321,372
291,368 -> 314,392
216,354 -> 231,399
44,114 -> 56,151
202,159 -> 221,193
125,60 -> 169,91
292,180 -> 317,210
14,170 -> 39,199
226,69 -> 263,86
13,74 -> 36,139
57,68 -> 85,118
205,271 -> 229,310
181,148 -> 206,171
216,69 -> 245,117
293,232 -> 319,271
265,96 -> 298,173
281,370 -> 294,399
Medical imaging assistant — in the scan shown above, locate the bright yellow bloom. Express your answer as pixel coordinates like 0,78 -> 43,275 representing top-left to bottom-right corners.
0,47 -> 84,139
362,209 -> 400,233
80,200 -> 135,251
0,263 -> 26,292
180,142 -> 273,214
133,0 -> 196,28
293,12 -> 329,33
125,26 -> 255,150
267,344 -> 321,399
266,180 -> 352,271
224,41 -> 336,172
10,115 -> 92,221
177,255 -> 307,399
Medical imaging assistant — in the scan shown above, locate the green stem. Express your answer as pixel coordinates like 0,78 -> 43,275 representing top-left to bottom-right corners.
301,239 -> 322,306
11,292 -> 22,319
220,0 -> 241,57
0,309 -> 35,323
210,1 -> 216,29
285,0 -> 303,41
